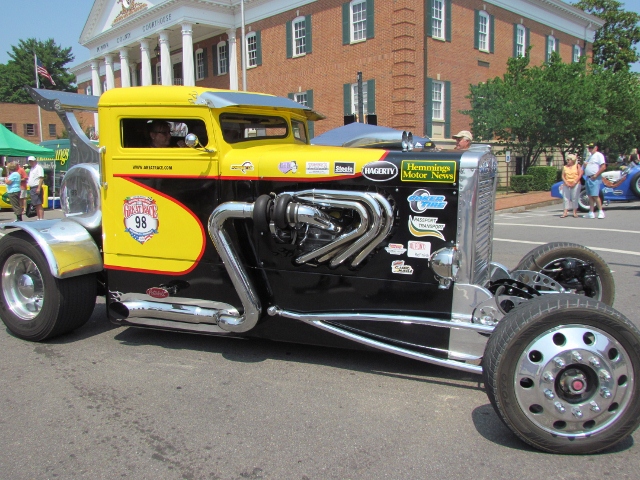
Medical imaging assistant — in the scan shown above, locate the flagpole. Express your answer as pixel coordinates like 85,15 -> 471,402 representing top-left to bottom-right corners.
34,53 -> 43,143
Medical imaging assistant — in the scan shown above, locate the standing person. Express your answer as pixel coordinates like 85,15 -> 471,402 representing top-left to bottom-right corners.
27,155 -> 45,220
560,154 -> 583,218
452,131 -> 472,150
583,142 -> 607,219
17,162 -> 28,216
4,162 -> 23,221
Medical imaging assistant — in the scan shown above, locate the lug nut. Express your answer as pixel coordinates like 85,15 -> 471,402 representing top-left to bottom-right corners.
600,387 -> 612,399
544,389 -> 555,400
590,401 -> 601,413
571,408 -> 583,418
571,351 -> 583,362
554,357 -> 566,368
589,357 -> 601,368
599,370 -> 611,381
554,402 -> 566,413
543,372 -> 555,382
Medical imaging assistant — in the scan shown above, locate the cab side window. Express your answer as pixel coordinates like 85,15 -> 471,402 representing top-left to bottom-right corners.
121,119 -> 209,148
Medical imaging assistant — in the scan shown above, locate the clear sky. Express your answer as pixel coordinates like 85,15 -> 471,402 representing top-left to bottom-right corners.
1,0 -> 640,70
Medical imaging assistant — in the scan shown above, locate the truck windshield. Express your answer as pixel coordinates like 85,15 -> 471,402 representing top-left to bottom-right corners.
220,113 -> 289,144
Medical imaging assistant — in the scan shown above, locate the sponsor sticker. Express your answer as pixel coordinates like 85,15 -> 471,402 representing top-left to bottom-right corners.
603,187 -> 613,193
334,162 -> 356,175
278,161 -> 298,174
613,190 -> 624,195
391,260 -> 414,275
385,243 -> 407,255
123,196 -> 159,244
400,160 -> 456,183
146,287 -> 169,299
408,240 -> 431,259
306,162 -> 330,175
408,216 -> 445,240
361,161 -> 398,182
408,189 -> 447,213
230,161 -> 255,174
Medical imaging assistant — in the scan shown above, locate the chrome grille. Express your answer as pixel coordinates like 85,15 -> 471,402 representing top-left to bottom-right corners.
472,175 -> 497,285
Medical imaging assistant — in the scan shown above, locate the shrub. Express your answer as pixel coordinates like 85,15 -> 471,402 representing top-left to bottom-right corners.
526,166 -> 558,190
510,175 -> 534,193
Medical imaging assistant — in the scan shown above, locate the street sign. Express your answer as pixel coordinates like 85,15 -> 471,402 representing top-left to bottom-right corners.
505,150 -> 511,163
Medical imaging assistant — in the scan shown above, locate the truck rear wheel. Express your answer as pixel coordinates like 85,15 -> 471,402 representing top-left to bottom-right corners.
483,294 -> 640,454
0,231 -> 96,341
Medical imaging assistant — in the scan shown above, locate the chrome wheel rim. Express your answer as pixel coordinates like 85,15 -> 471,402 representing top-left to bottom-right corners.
2,254 -> 44,320
542,257 -> 603,301
515,325 -> 634,438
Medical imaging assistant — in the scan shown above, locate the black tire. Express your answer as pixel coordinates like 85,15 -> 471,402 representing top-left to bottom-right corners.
483,294 -> 640,454
0,231 -> 97,341
577,185 -> 604,212
514,242 -> 614,306
631,172 -> 640,198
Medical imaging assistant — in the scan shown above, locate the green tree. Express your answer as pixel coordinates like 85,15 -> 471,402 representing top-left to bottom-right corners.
0,38 -> 76,104
573,0 -> 640,72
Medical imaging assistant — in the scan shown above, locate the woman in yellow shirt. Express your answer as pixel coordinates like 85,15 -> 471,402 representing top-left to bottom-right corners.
561,153 -> 583,218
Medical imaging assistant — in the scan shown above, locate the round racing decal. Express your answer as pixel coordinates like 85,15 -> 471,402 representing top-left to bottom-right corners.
123,195 -> 159,244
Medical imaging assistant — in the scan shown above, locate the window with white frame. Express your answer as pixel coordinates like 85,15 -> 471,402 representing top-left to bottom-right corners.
478,11 -> 490,52
86,85 -> 92,96
351,0 -> 367,42
431,81 -> 444,121
547,36 -> 556,62
432,0 -> 444,40
293,17 -> 306,56
247,33 -> 258,68
573,44 -> 582,62
156,63 -> 162,84
516,25 -> 526,57
294,92 -> 308,107
195,49 -> 205,80
217,42 -> 228,75
351,83 -> 368,115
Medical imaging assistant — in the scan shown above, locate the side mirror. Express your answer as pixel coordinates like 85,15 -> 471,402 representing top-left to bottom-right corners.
185,133 -> 200,148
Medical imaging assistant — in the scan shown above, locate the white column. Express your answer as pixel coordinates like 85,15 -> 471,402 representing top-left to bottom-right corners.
119,49 -> 131,87
181,23 -> 195,86
130,63 -> 138,86
140,40 -> 152,86
159,31 -> 172,86
90,60 -> 101,136
104,55 -> 115,91
227,29 -> 238,91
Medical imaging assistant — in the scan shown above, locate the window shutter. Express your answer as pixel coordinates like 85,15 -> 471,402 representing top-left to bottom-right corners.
366,0 -> 375,39
426,0 -> 432,37
288,93 -> 294,100
306,15 -> 313,53
307,89 -> 314,138
555,38 -> 560,59
444,81 -> 451,139
545,35 -> 549,61
425,77 -> 433,138
203,47 -> 208,78
212,46 -> 218,76
286,21 -> 293,59
152,64 -> 157,84
256,31 -> 262,66
513,24 -> 518,58
474,11 -> 480,50
525,28 -> 530,53
367,79 -> 375,114
342,3 -> 350,45
445,0 -> 452,42
344,83 -> 352,115
225,41 -> 230,72
489,15 -> 495,53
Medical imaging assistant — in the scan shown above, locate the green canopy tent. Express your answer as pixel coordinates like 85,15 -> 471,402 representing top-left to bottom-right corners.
0,124 -> 55,157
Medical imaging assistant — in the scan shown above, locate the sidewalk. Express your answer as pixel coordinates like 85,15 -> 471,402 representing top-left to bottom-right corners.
495,191 -> 561,212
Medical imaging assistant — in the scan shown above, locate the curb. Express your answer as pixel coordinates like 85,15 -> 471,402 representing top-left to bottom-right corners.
496,198 -> 562,213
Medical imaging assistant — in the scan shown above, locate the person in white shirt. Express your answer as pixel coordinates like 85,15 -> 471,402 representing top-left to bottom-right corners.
583,143 -> 607,219
27,156 -> 45,220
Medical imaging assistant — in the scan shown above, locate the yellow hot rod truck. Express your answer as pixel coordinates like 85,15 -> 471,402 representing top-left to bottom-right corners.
0,86 -> 639,454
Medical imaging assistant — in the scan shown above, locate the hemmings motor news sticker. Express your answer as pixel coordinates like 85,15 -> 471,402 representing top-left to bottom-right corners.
306,162 -> 330,175
408,216 -> 445,240
408,241 -> 431,259
391,260 -> 414,275
385,243 -> 407,255
124,196 -> 159,244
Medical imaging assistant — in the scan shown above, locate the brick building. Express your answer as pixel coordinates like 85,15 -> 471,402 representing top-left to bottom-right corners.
0,103 -> 69,144
71,0 -> 602,144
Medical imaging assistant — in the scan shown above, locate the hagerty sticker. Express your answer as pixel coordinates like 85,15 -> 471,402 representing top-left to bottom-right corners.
408,189 -> 447,213
124,196 -> 159,244
401,160 -> 456,183
361,161 -> 398,182
391,260 -> 414,275
408,216 -> 445,240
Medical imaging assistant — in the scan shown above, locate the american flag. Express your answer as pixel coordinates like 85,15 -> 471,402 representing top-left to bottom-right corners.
36,58 -> 56,85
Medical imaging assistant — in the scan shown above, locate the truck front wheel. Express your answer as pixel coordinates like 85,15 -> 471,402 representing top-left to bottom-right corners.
0,231 -> 96,341
483,294 -> 640,454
